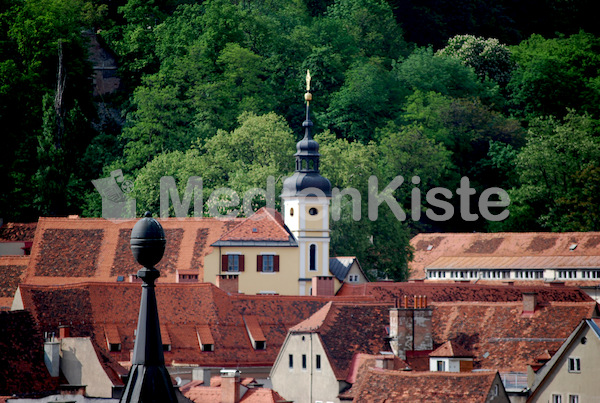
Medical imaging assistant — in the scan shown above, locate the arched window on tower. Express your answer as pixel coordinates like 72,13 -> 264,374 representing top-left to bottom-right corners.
309,244 -> 317,271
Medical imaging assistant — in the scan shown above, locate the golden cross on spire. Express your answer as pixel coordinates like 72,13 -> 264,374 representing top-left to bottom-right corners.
305,69 -> 313,103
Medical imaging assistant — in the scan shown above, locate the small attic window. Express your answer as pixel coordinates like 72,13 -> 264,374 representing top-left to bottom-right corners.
202,343 -> 214,352
109,343 -> 121,352
570,243 -> 578,251
255,341 -> 266,350
116,275 -> 124,282
252,228 -> 258,233
427,245 -> 434,251
162,343 -> 171,352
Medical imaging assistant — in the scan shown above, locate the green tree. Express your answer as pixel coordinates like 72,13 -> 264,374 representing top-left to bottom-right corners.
325,59 -> 404,142
499,113 -> 600,231
395,46 -> 495,100
508,32 -> 600,119
125,112 -> 296,217
316,130 -> 413,281
437,35 -> 516,86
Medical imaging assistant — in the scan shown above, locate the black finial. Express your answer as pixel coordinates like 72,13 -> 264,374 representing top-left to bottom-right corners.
121,214 -> 177,403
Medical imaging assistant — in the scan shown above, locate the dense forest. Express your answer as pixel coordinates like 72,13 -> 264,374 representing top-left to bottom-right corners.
1,0 -> 600,280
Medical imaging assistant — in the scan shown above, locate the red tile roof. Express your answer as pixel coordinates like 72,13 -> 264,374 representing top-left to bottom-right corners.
336,281 -> 592,303
214,208 -> 294,243
409,232 -> 600,280
17,282 -> 359,368
0,222 -> 37,241
0,256 -> 29,309
291,302 -> 394,380
0,310 -> 59,396
430,340 -> 472,358
184,384 -> 290,403
288,294 -> 597,374
431,300 -> 598,372
23,217 -> 240,285
351,368 -> 502,402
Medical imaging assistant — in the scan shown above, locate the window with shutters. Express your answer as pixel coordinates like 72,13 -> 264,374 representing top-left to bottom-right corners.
257,254 -> 279,272
222,254 -> 244,272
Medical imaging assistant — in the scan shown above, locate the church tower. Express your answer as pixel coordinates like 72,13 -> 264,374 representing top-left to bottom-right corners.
282,71 -> 332,295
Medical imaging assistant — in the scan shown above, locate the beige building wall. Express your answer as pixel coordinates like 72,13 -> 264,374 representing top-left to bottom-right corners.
60,337 -> 115,398
204,246 -> 301,295
271,333 -> 343,403
530,325 -> 600,402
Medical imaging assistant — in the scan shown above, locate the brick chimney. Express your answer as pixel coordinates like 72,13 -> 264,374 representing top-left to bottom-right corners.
220,369 -> 241,403
311,276 -> 335,296
523,292 -> 538,314
217,274 -> 239,294
59,325 -> 71,339
389,295 -> 433,360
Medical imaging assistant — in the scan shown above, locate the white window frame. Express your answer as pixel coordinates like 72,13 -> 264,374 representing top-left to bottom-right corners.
568,357 -> 581,373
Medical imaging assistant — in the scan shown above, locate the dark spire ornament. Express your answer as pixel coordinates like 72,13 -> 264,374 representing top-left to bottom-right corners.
120,212 -> 178,403
282,70 -> 332,198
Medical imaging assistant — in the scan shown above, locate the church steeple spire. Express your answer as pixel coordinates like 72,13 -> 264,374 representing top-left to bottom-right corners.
281,71 -> 332,295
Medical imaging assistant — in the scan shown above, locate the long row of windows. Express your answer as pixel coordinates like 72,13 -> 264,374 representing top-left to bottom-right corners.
427,269 -> 600,280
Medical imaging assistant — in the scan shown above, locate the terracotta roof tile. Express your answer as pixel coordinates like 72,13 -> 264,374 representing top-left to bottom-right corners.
0,222 -> 37,241
292,303 -> 394,380
35,229 -> 104,277
409,232 -> 600,279
336,281 -> 592,303
17,282 -> 342,368
430,340 -> 472,357
0,256 -> 29,307
244,315 -> 266,342
0,310 -> 59,396
215,208 -> 293,243
23,217 -> 240,285
431,300 -> 597,372
104,324 -> 121,345
184,385 -> 290,403
352,368 -> 501,403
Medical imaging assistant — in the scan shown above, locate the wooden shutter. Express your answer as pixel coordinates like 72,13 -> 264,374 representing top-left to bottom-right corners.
257,255 -> 263,272
274,255 -> 280,272
222,255 -> 228,272
239,255 -> 245,271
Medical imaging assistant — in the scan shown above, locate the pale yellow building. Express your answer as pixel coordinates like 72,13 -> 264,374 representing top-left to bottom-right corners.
528,319 -> 600,403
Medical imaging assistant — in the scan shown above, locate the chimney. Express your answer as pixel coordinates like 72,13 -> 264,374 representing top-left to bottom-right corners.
389,296 -> 433,359
220,369 -> 241,403
389,305 -> 413,360
192,367 -> 212,386
216,274 -> 239,294
523,292 -> 538,314
59,325 -> 71,339
44,339 -> 60,377
311,276 -> 335,296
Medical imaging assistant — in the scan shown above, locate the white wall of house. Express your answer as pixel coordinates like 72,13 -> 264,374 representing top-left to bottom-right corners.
61,337 -> 115,398
271,333 -> 343,403
530,324 -> 600,403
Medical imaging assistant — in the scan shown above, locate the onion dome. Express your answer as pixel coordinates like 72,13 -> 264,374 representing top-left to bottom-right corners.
282,70 -> 332,198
